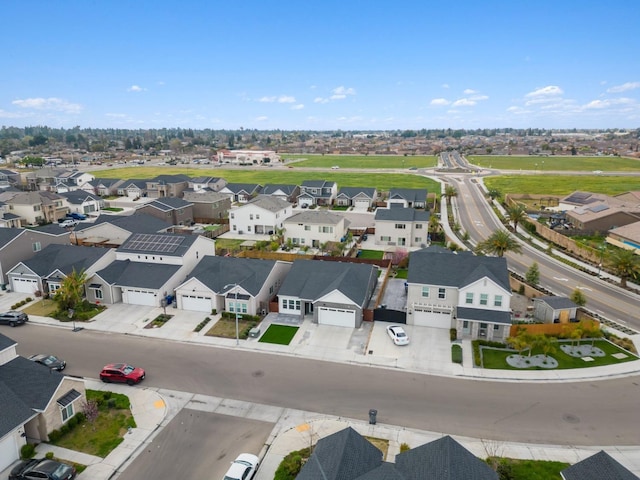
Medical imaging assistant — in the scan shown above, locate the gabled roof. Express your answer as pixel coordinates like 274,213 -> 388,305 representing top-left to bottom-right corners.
301,180 -> 336,188
59,190 -> 101,204
149,174 -> 190,184
534,295 -> 578,309
91,177 -> 123,188
182,190 -> 230,203
117,232 -> 197,257
243,195 -> 291,212
388,188 -> 428,203
182,256 -> 279,295
394,435 -> 498,480
285,210 -> 345,225
262,184 -> 299,195
375,207 -> 430,222
279,260 -> 375,306
222,183 -> 262,194
121,179 -> 148,189
88,213 -> 172,234
23,225 -> 70,237
141,197 -> 193,212
189,176 -> 223,184
456,307 -> 512,325
337,187 -> 376,199
96,259 -> 180,289
18,244 -> 110,277
0,332 -> 17,353
297,427 -> 383,480
0,227 -> 23,248
408,247 -> 510,292
561,450 -> 639,480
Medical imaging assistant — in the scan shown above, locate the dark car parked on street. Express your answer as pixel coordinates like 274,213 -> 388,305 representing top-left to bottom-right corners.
9,458 -> 76,480
29,353 -> 67,371
0,311 -> 28,327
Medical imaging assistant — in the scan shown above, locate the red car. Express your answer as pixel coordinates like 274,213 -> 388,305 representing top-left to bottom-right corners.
100,363 -> 146,385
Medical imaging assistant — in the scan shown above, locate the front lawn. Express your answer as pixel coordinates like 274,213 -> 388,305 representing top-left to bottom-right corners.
480,340 -> 638,370
49,390 -> 135,458
21,298 -> 58,317
258,325 -> 299,345
358,249 -> 384,259
205,316 -> 258,339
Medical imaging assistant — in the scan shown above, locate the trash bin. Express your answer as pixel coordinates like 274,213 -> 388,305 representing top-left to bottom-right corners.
369,409 -> 377,425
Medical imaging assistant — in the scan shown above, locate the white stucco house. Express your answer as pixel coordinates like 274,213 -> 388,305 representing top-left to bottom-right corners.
374,206 -> 430,248
229,195 -> 293,235
283,211 -> 350,248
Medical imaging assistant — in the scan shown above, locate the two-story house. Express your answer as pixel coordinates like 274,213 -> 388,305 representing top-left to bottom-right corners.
0,191 -> 68,225
119,179 -> 148,199
135,197 -> 194,226
146,174 -> 190,198
374,206 -> 430,247
0,200 -> 22,228
229,195 -> 293,235
0,169 -> 20,190
388,188 -> 428,209
90,178 -> 126,197
219,183 -> 263,203
59,190 -> 104,216
283,211 -> 350,248
181,190 -> 231,223
406,247 -> 512,341
74,212 -> 172,247
187,176 -> 227,192
335,186 -> 377,209
261,184 -> 301,204
297,180 -> 338,207
53,170 -> 95,193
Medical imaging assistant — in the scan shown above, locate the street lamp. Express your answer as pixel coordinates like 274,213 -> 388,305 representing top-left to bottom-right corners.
597,243 -> 606,277
224,283 -> 240,345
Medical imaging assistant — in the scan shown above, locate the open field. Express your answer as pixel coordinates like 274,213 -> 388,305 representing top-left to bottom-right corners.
469,155 -> 640,171
484,175 -> 640,196
283,154 -> 438,169
97,167 -> 440,192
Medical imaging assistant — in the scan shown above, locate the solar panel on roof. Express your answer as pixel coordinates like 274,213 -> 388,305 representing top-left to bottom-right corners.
589,204 -> 609,213
122,234 -> 185,253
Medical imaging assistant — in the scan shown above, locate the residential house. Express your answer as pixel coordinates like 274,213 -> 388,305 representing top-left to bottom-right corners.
0,228 -> 70,284
0,169 -> 20,190
136,197 -> 194,226
59,190 -> 104,216
297,180 -> 338,207
0,333 -> 87,472
181,190 -> 231,223
561,450 -> 639,480
0,190 -> 68,225
7,244 -> 116,295
53,170 -> 95,193
560,191 -> 640,232
74,213 -> 171,247
387,188 -> 428,209
606,221 -> 640,253
23,167 -> 67,191
406,247 -> 512,341
175,256 -> 291,314
374,206 -> 430,247
533,296 -> 578,323
90,178 -> 126,197
283,211 -> 349,248
277,260 -> 377,328
0,200 -> 21,228
145,174 -> 190,198
217,149 -> 280,165
298,427 -> 498,480
229,195 -> 293,235
261,184 -> 300,204
335,186 -> 377,209
219,183 -> 263,203
187,176 -> 227,192
87,232 -> 216,306
118,179 -> 148,199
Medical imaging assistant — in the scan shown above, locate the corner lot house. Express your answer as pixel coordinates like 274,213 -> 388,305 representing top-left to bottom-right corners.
284,211 -> 350,247
406,247 -> 512,341
175,256 -> 291,313
297,180 -> 337,207
0,333 -> 87,471
374,206 -> 430,247
387,188 -> 428,209
229,195 -> 293,235
277,260 -> 377,328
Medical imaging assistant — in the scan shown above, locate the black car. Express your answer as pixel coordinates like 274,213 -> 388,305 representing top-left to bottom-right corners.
0,311 -> 28,327
29,354 -> 67,371
9,458 -> 76,480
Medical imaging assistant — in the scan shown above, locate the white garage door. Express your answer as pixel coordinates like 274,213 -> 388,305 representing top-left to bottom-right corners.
413,308 -> 452,329
181,295 -> 212,312
354,199 -> 370,210
317,307 -> 356,327
124,289 -> 157,306
0,433 -> 19,471
10,277 -> 39,294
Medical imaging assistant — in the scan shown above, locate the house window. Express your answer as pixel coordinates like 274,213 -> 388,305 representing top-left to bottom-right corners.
305,225 -> 311,231
249,214 -> 254,220
421,287 -> 429,298
256,214 -> 260,219
34,205 -> 41,211
465,293 -> 474,304
480,294 -> 488,305
494,295 -> 503,307
319,226 -> 333,233
95,289 -> 103,299
395,224 -> 406,229
61,404 -> 74,422
438,288 -> 446,299
247,226 -> 252,232
230,213 -> 235,219
296,300 -> 301,310
269,285 -> 274,294
178,209 -> 184,214
414,237 -> 421,243
233,225 -> 237,231
415,224 -> 423,229
480,323 -> 488,329
167,212 -> 172,217
494,324 -> 500,330
32,242 -> 42,252
380,236 -> 391,242
49,284 -> 61,293
463,321 -> 469,328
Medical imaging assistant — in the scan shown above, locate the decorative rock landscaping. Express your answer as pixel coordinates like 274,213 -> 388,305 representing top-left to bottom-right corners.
506,354 -> 559,369
560,344 -> 605,358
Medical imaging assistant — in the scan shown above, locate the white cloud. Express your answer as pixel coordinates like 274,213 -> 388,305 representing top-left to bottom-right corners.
12,97 -> 83,113
441,83 -> 450,89
291,104 -> 304,110
607,82 -> 640,93
525,85 -> 564,98
255,116 -> 269,122
330,94 -> 347,100
469,94 -> 489,101
430,98 -> 450,106
127,85 -> 145,92
259,96 -> 276,103
463,89 -> 477,95
314,97 -> 329,104
452,98 -> 476,107
332,86 -> 356,96
583,97 -> 635,109
277,95 -> 296,103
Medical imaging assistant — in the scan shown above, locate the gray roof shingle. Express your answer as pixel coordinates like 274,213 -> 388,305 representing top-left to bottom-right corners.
21,244 -> 110,277
561,450 -> 639,480
88,212 -> 172,234
375,207 -> 430,222
96,260 -> 180,289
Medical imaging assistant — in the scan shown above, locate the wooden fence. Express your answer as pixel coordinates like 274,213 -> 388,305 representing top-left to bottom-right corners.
509,319 -> 600,337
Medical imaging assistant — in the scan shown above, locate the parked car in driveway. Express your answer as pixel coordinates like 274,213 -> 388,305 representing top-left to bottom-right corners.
0,310 -> 28,326
9,458 -> 76,480
386,325 -> 409,345
223,453 -> 259,480
29,353 -> 66,371
100,363 -> 146,385
58,218 -> 79,228
66,212 -> 87,220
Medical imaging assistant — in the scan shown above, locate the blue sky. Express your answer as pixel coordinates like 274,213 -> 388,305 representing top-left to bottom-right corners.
2,0 -> 639,130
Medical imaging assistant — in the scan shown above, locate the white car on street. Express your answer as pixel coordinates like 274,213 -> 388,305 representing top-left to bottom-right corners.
223,453 -> 259,480
386,325 -> 409,345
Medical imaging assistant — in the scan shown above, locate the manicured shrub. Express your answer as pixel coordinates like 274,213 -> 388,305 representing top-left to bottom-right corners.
21,444 -> 36,459
45,451 -> 54,460
451,344 -> 463,364
48,429 -> 62,442
449,328 -> 457,341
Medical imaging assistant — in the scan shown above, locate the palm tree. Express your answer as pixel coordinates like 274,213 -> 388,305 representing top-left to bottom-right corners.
607,248 -> 640,288
570,287 -> 587,307
443,185 -> 457,202
487,188 -> 501,201
538,335 -> 556,360
507,204 -> 527,232
476,230 -> 522,257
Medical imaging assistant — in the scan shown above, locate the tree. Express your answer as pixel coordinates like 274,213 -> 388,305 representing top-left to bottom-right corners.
570,288 -> 587,307
54,269 -> 87,313
537,335 -> 556,359
607,248 -> 640,288
487,188 -> 501,201
443,185 -> 457,202
525,262 -> 540,285
83,399 -> 99,430
569,324 -> 584,347
507,204 -> 527,232
476,230 -> 522,257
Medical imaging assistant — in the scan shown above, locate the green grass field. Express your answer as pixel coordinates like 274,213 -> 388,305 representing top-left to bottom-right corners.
469,155 -> 640,171
283,154 -> 438,169
258,324 -> 299,345
484,175 -> 640,196
98,166 -> 440,192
